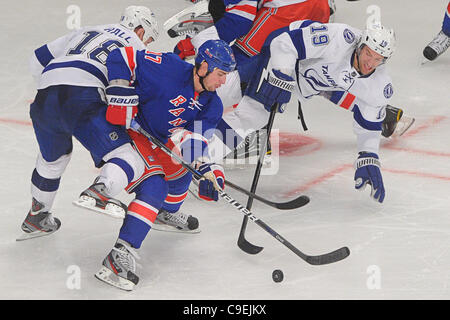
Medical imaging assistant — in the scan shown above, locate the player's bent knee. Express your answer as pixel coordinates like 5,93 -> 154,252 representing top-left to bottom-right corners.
102,143 -> 146,182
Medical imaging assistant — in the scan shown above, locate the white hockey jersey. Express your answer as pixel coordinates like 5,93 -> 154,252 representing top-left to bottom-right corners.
269,20 -> 394,153
30,24 -> 146,90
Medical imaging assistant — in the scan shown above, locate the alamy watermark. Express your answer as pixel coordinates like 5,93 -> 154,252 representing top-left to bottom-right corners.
66,5 -> 81,30
366,265 -> 381,290
66,264 -> 81,290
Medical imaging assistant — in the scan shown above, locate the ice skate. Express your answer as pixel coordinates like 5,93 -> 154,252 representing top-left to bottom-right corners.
153,209 -> 200,233
17,198 -> 61,241
224,129 -> 273,169
95,239 -> 140,291
423,30 -> 450,62
382,105 -> 415,138
73,179 -> 127,219
164,0 -> 213,38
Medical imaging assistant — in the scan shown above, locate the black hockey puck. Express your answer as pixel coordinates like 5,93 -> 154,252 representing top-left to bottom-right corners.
272,269 -> 283,283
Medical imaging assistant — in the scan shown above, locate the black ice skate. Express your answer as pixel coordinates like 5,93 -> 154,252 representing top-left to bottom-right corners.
73,179 -> 127,219
95,239 -> 140,291
423,30 -> 450,61
382,105 -> 415,138
153,209 -> 200,233
17,198 -> 61,241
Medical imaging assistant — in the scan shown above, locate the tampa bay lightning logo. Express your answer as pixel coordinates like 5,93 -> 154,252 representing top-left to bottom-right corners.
304,68 -> 330,90
343,29 -> 355,44
383,83 -> 394,98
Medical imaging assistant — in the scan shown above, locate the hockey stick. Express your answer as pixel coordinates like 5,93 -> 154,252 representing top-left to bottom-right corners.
226,180 -> 309,210
190,178 -> 310,210
131,122 -> 350,265
237,104 -> 277,254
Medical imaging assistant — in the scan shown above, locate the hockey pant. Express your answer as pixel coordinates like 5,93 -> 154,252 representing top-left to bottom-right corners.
121,130 -> 192,248
234,0 -> 331,57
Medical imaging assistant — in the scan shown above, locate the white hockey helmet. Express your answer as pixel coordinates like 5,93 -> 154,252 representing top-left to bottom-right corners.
358,22 -> 396,60
120,6 -> 159,43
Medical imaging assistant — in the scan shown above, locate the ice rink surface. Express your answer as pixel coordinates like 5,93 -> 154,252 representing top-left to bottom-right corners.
0,0 -> 449,300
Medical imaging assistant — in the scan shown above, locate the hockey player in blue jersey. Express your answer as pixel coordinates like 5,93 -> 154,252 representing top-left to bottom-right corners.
423,1 -> 450,61
17,6 -> 159,241
93,39 -> 236,290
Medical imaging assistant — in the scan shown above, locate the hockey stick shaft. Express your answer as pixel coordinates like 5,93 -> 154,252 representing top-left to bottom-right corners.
130,122 -> 304,209
219,179 -> 350,265
237,105 -> 278,253
130,124 -> 349,265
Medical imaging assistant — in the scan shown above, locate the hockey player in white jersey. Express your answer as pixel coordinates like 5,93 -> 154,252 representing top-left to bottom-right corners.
18,6 -> 159,241
208,20 -> 398,203
170,1 -> 411,160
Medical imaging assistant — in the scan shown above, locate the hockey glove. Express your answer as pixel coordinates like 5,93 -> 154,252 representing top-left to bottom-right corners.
255,69 -> 295,113
174,36 -> 196,60
354,152 -> 385,203
196,162 -> 225,201
105,85 -> 138,129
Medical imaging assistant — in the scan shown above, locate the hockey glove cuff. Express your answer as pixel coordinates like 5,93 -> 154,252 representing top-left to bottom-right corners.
196,162 -> 225,201
354,152 -> 385,203
105,85 -> 138,129
255,69 -> 295,113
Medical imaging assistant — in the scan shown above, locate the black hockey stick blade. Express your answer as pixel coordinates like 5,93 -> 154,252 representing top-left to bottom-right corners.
273,195 -> 310,210
237,216 -> 263,254
304,246 -> 351,265
237,234 -> 264,254
225,180 -> 310,210
254,218 -> 350,266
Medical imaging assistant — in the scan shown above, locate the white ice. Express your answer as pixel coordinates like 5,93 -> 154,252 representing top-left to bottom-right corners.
0,0 -> 449,300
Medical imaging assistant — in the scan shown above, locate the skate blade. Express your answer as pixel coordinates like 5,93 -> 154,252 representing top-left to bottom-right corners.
72,196 -> 125,219
163,0 -> 209,31
16,230 -> 57,241
152,223 -> 201,234
95,266 -> 135,291
392,116 -> 415,137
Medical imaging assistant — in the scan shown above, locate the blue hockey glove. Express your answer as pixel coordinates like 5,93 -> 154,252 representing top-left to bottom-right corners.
254,69 -> 295,112
196,163 -> 225,201
354,152 -> 385,203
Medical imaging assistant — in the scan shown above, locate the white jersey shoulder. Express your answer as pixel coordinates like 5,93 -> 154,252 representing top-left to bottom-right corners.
270,21 -> 393,108
32,23 -> 145,90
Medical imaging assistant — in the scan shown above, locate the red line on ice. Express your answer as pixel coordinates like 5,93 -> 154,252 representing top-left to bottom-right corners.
0,118 -> 32,126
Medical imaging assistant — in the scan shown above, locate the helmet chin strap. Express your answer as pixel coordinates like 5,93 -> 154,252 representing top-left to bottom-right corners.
196,68 -> 213,92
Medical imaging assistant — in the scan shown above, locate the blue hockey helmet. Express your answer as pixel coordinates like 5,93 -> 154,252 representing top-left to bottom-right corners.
195,39 -> 236,73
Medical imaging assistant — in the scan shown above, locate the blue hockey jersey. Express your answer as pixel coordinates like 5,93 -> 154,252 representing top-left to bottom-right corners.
106,47 -> 224,163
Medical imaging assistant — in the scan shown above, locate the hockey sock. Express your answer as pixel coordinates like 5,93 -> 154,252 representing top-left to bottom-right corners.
119,175 -> 167,248
161,173 -> 191,213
